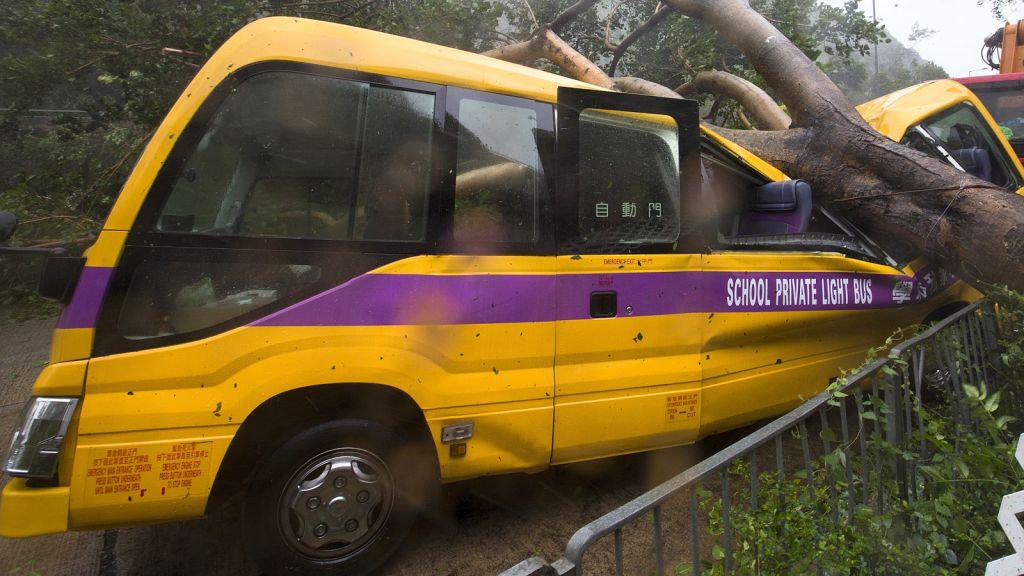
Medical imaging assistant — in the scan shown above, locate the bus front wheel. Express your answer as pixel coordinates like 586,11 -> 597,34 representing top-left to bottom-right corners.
243,418 -> 435,575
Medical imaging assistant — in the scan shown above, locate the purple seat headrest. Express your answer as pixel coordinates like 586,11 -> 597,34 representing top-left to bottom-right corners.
750,180 -> 807,211
735,180 -> 813,236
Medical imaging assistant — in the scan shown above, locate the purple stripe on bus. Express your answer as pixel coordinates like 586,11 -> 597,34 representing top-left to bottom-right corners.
252,266 -> 955,327
254,273 -> 558,327
56,267 -> 114,329
556,271 -> 703,319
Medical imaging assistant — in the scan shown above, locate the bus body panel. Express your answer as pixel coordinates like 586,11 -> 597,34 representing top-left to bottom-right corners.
49,230 -> 128,363
552,254 -> 704,463
700,253 -> 963,435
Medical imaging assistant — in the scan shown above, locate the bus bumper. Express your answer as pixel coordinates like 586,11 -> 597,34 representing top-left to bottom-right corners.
0,479 -> 69,537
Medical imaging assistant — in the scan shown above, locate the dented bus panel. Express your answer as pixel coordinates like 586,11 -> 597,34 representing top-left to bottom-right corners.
1,17 -> 979,575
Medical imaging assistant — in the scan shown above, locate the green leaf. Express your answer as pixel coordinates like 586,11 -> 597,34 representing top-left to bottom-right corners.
963,384 -> 981,401
983,390 -> 1001,413
955,459 -> 970,479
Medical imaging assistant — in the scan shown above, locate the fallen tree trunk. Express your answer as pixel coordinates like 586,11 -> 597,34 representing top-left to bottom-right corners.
484,0 -> 1024,292
662,0 -> 1024,291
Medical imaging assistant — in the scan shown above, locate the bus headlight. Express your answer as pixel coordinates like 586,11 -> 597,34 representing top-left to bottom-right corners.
4,397 -> 78,478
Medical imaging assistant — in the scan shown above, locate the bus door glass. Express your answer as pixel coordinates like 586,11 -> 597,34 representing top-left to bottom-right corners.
551,88 -> 704,463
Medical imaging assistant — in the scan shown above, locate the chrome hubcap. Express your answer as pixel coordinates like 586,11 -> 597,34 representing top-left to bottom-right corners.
278,449 -> 392,558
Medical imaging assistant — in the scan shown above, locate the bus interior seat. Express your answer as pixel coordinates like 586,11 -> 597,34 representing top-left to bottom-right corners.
735,179 -> 812,236
953,147 -> 993,183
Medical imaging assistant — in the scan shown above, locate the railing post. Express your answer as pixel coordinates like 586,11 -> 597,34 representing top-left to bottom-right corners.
885,368 -> 908,502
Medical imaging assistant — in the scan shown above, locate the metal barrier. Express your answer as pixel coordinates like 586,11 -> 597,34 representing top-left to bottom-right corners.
501,299 -> 1008,576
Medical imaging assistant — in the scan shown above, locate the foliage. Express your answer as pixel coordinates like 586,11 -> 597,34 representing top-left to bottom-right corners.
981,0 -> 1022,19
908,22 -> 937,46
681,303 -> 1023,574
990,286 -> 1024,409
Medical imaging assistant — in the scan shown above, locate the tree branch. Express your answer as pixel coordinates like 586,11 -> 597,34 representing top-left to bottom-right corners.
711,125 -> 809,172
613,76 -> 681,98
676,70 -> 790,130
480,37 -> 541,65
520,0 -> 539,30
482,28 -> 614,88
604,1 -> 627,50
737,108 -> 753,129
608,4 -> 673,77
548,0 -> 601,33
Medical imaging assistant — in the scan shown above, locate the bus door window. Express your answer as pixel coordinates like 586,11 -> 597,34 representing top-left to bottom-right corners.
971,81 -> 1024,159
575,109 -> 681,252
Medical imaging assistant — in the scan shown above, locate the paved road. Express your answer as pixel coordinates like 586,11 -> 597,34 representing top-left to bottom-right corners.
0,317 -> 705,576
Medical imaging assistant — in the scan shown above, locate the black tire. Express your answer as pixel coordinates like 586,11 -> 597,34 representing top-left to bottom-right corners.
243,418 -> 438,576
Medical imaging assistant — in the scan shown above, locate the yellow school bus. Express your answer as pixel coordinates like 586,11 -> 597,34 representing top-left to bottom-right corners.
858,78 -> 1024,193
1,17 -> 978,575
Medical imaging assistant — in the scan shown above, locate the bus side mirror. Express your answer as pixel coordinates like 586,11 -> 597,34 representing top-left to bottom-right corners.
39,256 -> 86,303
0,212 -> 16,243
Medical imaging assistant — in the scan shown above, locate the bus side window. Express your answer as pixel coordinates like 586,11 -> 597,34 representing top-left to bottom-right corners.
154,72 -> 434,242
118,261 -> 321,339
453,98 -> 543,245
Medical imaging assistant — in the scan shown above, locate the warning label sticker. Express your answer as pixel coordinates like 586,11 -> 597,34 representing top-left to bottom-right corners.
666,392 -> 699,424
85,441 -> 212,504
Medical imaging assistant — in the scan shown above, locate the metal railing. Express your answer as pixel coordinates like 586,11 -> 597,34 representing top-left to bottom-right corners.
501,299 -> 1009,576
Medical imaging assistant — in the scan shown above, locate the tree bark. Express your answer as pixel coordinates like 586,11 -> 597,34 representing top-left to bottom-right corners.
613,76 -> 682,99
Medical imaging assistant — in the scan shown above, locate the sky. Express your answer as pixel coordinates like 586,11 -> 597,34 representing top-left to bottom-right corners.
824,0 -> 1013,78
